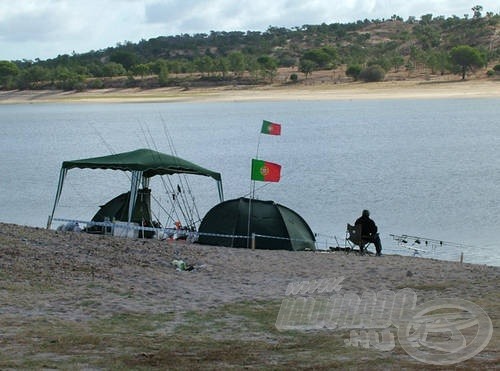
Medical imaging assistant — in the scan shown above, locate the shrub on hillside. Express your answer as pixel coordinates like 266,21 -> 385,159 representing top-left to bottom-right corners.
358,65 -> 386,82
88,79 -> 104,89
345,65 -> 362,81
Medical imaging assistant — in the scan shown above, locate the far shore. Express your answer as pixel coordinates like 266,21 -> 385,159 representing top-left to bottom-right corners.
1,78 -> 499,104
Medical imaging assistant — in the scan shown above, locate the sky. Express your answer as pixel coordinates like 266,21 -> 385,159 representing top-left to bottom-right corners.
1,0 -> 499,61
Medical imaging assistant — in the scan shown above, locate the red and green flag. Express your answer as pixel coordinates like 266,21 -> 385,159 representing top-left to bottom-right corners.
251,159 -> 281,182
261,120 -> 281,136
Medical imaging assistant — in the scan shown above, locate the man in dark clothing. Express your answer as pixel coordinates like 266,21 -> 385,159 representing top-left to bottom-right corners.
355,209 -> 382,256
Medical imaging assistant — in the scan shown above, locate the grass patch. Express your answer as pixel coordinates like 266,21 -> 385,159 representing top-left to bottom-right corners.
395,280 -> 460,291
113,300 -> 410,369
1,299 -> 498,369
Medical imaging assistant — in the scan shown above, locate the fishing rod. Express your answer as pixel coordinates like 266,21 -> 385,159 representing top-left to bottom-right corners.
389,233 -> 476,249
91,121 -> 175,227
89,122 -> 117,157
160,116 -> 202,228
139,121 -> 190,227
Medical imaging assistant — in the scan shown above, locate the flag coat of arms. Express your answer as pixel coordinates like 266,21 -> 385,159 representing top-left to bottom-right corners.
261,120 -> 281,136
251,159 -> 281,182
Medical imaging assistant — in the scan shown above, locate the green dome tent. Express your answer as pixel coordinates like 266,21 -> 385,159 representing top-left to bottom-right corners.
85,188 -> 155,237
198,197 -> 315,251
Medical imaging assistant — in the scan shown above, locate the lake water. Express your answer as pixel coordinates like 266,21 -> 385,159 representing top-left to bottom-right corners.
1,98 -> 499,266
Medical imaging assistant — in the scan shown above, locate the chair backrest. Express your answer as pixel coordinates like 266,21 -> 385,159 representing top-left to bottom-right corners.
346,223 -> 364,247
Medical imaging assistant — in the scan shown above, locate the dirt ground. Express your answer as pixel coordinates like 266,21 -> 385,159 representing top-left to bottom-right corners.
0,223 -> 498,369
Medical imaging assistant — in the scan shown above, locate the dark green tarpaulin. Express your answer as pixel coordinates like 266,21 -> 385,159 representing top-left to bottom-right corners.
48,148 -> 223,229
87,188 -> 154,237
198,197 -> 316,251
62,148 -> 221,180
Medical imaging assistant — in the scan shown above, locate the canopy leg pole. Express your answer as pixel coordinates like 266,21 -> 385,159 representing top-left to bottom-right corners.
47,168 -> 67,229
46,215 -> 53,229
128,170 -> 143,224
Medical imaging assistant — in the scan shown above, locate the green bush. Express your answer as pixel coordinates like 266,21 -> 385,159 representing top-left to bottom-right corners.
367,59 -> 390,72
56,77 -> 85,91
289,73 -> 298,82
345,65 -> 362,80
358,65 -> 386,82
125,74 -> 138,88
88,79 -> 104,89
73,82 -> 86,92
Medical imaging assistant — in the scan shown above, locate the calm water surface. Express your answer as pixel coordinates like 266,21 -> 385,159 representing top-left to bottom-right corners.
1,98 -> 499,266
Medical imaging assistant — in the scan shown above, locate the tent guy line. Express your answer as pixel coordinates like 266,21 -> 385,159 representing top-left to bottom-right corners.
52,218 -> 315,244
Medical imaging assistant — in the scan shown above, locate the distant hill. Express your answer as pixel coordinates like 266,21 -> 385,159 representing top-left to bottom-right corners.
2,11 -> 499,90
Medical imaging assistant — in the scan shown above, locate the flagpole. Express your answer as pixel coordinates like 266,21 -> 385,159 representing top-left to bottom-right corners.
247,120 -> 282,248
246,196 -> 252,248
247,131 -> 262,248
252,132 -> 263,199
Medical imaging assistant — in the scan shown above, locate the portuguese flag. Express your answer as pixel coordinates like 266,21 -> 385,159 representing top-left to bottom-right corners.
251,159 -> 281,182
261,120 -> 281,136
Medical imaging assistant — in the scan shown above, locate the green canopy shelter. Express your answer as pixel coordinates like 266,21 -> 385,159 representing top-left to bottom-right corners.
47,148 -> 223,229
198,197 -> 315,251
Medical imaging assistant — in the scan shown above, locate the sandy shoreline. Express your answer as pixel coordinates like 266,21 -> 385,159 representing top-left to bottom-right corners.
2,222 -> 498,312
0,79 -> 499,104
0,222 -> 498,368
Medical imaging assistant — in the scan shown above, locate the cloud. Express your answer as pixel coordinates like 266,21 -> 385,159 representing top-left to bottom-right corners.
143,0 -> 483,34
0,0 -> 498,60
0,4 -> 63,43
0,0 -> 152,59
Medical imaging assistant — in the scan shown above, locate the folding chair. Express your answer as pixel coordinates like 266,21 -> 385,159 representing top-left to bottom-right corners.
345,224 -> 372,254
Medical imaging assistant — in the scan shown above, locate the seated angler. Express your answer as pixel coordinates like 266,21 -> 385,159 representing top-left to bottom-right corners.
355,209 -> 382,256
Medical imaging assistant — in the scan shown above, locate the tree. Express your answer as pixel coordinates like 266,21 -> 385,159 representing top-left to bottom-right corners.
110,50 -> 138,71
52,66 -> 84,90
426,50 -> 449,75
150,59 -> 168,75
345,65 -> 362,81
102,62 -> 126,77
214,57 -> 230,78
158,65 -> 169,86
299,59 -> 316,79
367,58 -> 391,72
301,46 -> 338,69
245,56 -> 260,81
389,54 -> 405,72
413,23 -> 441,50
472,5 -> 483,19
256,55 -> 278,82
132,63 -> 150,79
228,52 -> 246,77
194,56 -> 214,76
167,60 -> 183,74
17,65 -> 50,89
87,62 -> 105,78
449,45 -> 485,80
0,61 -> 20,86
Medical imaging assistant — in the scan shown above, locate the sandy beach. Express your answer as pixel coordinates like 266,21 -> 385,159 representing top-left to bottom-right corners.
0,222 -> 498,369
0,78 -> 499,104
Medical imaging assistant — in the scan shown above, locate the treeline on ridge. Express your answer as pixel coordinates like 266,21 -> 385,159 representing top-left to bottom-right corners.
0,7 -> 499,91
